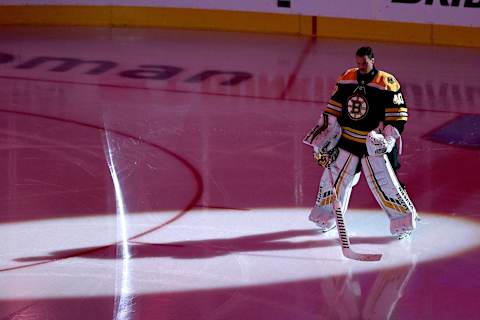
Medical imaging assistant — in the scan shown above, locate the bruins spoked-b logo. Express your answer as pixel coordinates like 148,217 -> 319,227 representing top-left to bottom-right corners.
347,94 -> 369,120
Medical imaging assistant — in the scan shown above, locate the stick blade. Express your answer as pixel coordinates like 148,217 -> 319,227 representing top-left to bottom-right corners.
343,248 -> 382,262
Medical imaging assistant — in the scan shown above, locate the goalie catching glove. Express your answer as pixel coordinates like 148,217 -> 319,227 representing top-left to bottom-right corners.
366,125 -> 401,156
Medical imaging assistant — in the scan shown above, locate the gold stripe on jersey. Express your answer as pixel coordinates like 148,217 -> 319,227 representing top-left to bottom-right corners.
329,99 -> 342,108
342,127 -> 369,135
341,127 -> 369,143
386,107 -> 407,113
385,116 -> 408,121
385,105 -> 408,121
326,100 -> 342,117
324,107 -> 341,117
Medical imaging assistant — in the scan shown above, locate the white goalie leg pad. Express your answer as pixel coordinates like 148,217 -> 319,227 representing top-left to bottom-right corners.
361,155 -> 417,237
309,149 -> 360,231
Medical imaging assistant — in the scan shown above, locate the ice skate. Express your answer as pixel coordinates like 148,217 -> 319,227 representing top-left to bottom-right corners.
309,206 -> 336,232
396,231 -> 412,240
390,214 -> 416,239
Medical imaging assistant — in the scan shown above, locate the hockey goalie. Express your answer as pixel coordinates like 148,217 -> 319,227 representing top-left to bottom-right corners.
303,46 -> 418,239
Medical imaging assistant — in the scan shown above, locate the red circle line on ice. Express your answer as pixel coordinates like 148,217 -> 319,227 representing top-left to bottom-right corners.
0,108 -> 204,272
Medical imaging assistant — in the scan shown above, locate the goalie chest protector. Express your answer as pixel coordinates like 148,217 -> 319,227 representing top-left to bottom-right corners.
323,68 -> 407,158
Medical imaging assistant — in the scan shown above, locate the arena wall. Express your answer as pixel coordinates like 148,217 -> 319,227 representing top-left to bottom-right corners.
0,1 -> 478,47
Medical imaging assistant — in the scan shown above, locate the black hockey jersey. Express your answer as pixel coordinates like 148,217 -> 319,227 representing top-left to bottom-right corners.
324,67 -> 408,164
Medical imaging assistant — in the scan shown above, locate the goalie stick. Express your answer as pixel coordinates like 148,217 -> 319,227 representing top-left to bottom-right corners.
327,167 -> 382,262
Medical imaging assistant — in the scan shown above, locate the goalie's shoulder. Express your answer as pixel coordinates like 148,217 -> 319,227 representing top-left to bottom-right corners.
371,70 -> 401,92
337,68 -> 358,84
